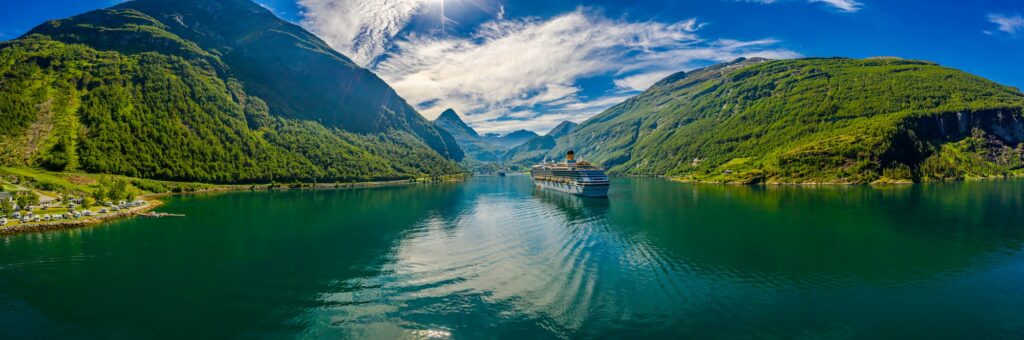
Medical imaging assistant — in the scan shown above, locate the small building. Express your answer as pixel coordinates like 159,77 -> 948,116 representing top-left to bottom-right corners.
0,192 -> 12,203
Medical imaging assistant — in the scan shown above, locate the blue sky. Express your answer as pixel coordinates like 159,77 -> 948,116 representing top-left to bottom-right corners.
3,0 -> 1024,133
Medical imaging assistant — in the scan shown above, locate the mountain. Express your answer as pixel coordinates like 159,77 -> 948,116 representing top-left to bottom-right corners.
486,130 -> 540,149
434,108 -> 479,140
546,121 -> 578,139
540,57 -> 1024,183
432,110 -> 538,162
432,109 -> 505,162
0,0 -> 463,183
505,121 -> 577,164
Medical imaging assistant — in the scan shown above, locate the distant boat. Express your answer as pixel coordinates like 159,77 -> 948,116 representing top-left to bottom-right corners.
529,150 -> 610,197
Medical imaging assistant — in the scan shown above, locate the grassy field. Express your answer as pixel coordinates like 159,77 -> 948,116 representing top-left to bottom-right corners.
0,166 -> 219,197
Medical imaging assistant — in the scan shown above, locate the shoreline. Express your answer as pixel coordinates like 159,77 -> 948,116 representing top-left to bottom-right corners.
140,175 -> 466,199
0,199 -> 164,235
668,172 -> 1024,186
6,172 -> 1018,236
1,175 -> 466,236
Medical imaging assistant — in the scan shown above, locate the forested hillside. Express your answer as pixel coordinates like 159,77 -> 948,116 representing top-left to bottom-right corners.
542,57 -> 1024,183
505,121 -> 577,164
0,0 -> 462,183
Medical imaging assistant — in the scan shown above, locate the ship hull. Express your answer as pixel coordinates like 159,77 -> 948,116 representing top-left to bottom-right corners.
532,178 -> 610,197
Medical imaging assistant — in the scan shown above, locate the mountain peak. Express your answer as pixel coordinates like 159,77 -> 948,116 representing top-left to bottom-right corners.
653,57 -> 770,88
505,130 -> 539,139
507,129 -> 536,136
434,109 -> 480,139
437,108 -> 462,123
483,129 -> 539,149
546,121 -> 578,138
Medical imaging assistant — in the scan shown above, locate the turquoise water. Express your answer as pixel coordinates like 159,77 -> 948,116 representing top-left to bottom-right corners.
1,176 -> 1023,338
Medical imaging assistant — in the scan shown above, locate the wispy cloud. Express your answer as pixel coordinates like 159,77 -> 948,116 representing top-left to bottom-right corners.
298,0 -> 429,66
741,0 -> 863,13
296,3 -> 798,133
809,0 -> 862,12
370,9 -> 798,133
988,13 -> 1024,35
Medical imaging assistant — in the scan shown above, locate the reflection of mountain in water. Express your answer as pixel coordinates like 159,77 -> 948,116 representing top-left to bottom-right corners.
305,177 -> 1024,337
607,179 -> 1024,284
4,177 -> 1024,338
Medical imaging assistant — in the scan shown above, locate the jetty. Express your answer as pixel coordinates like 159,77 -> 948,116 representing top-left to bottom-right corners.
141,212 -> 185,218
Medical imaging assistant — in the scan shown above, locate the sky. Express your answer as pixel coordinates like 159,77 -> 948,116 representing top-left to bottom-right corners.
3,0 -> 1024,134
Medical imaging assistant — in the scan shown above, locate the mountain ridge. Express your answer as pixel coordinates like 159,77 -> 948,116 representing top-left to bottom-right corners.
546,121 -> 578,138
432,109 -> 539,162
532,57 -> 1024,183
504,121 -> 577,164
0,0 -> 463,183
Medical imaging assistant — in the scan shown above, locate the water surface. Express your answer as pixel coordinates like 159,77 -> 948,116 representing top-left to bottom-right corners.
2,176 -> 1023,338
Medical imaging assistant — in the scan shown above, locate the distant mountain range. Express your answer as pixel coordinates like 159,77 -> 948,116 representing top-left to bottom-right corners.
432,109 -> 543,162
484,130 -> 540,149
526,57 -> 1024,183
0,0 -> 462,183
504,121 -> 577,164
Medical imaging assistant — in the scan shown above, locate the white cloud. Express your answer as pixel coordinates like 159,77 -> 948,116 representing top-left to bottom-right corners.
614,72 -> 675,92
742,0 -> 863,12
809,0 -> 862,12
369,9 -> 797,133
295,3 -> 800,133
988,13 -> 1024,35
298,0 -> 429,66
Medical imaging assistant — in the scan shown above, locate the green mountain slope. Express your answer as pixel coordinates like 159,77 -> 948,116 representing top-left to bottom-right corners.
545,57 -> 1024,183
505,121 -> 576,164
433,109 -> 505,162
0,0 -> 462,183
546,121 -> 578,139
432,108 -> 538,163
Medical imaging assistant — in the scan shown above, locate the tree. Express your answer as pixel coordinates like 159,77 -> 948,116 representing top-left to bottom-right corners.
122,187 -> 136,201
92,187 -> 107,202
15,192 -> 39,211
109,178 -> 128,201
0,198 -> 13,216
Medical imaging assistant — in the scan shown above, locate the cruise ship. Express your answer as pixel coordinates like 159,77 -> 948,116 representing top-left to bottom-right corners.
530,150 -> 610,197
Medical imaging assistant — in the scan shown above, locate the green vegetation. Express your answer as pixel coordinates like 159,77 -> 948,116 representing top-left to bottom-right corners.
0,0 -> 462,184
0,198 -> 12,215
433,108 -> 538,163
14,191 -> 40,211
505,121 -> 577,164
92,176 -> 134,202
0,166 -> 213,200
540,57 -> 1024,183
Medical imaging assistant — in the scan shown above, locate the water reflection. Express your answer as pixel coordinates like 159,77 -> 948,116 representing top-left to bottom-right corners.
308,177 -> 1024,338
1,177 -> 1023,338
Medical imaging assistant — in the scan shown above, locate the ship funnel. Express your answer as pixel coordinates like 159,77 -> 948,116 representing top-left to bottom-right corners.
567,150 -> 576,164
